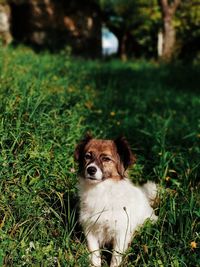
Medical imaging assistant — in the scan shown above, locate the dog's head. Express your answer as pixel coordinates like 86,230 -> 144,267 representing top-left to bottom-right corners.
74,134 -> 135,183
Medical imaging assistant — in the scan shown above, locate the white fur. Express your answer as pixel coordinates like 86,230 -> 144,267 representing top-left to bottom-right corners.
141,181 -> 157,206
79,178 -> 157,267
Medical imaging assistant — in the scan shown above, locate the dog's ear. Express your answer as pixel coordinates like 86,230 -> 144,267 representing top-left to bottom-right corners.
114,136 -> 136,170
74,133 -> 92,162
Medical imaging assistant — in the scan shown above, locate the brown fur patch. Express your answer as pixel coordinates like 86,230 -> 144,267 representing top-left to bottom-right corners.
75,136 -> 136,180
84,139 -> 124,180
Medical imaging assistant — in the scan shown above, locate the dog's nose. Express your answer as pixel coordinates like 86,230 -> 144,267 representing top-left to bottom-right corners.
87,166 -> 97,176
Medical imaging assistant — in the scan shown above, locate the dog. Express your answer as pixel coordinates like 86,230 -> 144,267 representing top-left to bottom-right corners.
74,134 -> 157,267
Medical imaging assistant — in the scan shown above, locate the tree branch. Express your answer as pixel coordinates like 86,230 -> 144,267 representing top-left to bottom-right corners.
160,0 -> 181,16
171,0 -> 181,13
160,0 -> 169,14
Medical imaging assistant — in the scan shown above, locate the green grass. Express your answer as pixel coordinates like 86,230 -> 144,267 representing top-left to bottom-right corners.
0,45 -> 199,266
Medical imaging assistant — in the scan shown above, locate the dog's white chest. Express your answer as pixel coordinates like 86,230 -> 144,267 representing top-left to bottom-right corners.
79,178 -> 154,245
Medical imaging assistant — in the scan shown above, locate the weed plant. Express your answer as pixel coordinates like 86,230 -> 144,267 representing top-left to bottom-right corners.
0,46 -> 199,266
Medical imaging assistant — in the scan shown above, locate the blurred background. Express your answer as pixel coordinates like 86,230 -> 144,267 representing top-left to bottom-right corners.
0,0 -> 199,62
0,1 -> 200,266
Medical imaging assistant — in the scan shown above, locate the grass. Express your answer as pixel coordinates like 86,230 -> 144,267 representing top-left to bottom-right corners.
0,45 -> 199,266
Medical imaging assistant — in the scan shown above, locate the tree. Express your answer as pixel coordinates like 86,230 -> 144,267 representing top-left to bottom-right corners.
159,0 -> 181,62
0,1 -> 12,45
100,0 -> 161,60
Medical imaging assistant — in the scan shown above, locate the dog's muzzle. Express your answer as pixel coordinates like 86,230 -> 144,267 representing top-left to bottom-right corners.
85,163 -> 103,181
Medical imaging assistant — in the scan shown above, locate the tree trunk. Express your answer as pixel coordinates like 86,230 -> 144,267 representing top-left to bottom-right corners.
159,0 -> 181,62
120,32 -> 128,61
0,4 -> 12,45
157,30 -> 163,57
162,13 -> 176,61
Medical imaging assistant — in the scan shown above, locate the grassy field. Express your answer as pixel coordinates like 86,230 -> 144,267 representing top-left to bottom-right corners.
0,46 -> 199,266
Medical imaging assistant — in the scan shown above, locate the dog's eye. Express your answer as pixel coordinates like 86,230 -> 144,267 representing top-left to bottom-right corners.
102,156 -> 111,162
85,153 -> 92,160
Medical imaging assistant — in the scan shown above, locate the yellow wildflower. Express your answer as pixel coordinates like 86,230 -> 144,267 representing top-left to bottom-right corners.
110,111 -> 115,116
85,101 -> 93,109
143,244 -> 148,254
190,241 -> 197,250
165,176 -> 170,182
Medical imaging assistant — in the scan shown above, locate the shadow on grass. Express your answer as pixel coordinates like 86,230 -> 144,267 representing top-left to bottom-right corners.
83,62 -> 200,183
91,62 -> 200,93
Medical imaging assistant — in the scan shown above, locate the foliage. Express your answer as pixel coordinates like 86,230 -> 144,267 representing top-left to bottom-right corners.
176,0 -> 200,61
0,46 -> 200,266
1,0 -> 199,60
100,0 -> 161,58
100,0 -> 199,60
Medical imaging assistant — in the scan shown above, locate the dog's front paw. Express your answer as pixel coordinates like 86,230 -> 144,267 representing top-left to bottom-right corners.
90,253 -> 101,267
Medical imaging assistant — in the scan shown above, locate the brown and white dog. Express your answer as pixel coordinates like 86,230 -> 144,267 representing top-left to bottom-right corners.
74,134 -> 157,267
